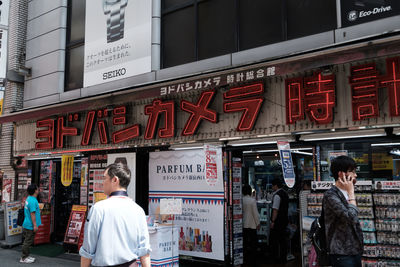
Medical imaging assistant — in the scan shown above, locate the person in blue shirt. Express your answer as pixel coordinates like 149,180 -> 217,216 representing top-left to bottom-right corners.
80,163 -> 151,267
20,184 -> 41,264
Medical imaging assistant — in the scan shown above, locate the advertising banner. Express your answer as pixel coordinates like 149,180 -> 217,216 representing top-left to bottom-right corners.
0,29 -> 8,79
5,201 -> 22,236
83,0 -> 152,87
2,178 -> 12,202
64,205 -> 87,245
107,152 -> 136,200
61,155 -> 74,187
89,154 -> 107,205
341,0 -> 400,27
277,141 -> 295,188
0,0 -> 9,27
149,149 -> 224,261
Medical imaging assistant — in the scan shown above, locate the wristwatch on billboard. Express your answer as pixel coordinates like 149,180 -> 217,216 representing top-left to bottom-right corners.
103,0 -> 128,43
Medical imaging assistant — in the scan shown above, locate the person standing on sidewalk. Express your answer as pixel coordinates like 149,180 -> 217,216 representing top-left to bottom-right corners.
269,177 -> 289,264
323,155 -> 363,267
20,184 -> 41,264
80,163 -> 151,267
242,184 -> 260,265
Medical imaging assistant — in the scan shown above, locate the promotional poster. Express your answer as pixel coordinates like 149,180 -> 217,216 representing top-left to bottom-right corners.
149,149 -> 224,261
107,152 -> 136,200
6,201 -> 22,236
84,0 -> 152,87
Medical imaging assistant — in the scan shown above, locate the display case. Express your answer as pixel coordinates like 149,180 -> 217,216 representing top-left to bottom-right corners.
257,201 -> 271,245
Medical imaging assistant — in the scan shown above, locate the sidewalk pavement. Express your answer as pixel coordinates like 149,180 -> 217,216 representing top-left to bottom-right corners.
0,247 -> 80,267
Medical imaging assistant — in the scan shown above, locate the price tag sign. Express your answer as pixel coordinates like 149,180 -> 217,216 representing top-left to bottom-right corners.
375,181 -> 400,190
160,198 -> 182,215
312,181 -> 334,190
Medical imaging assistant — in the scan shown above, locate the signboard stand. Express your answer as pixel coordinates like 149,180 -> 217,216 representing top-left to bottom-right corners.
64,205 -> 87,252
0,202 -> 22,248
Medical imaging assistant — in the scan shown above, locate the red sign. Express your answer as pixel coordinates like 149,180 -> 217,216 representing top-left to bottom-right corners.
64,205 -> 87,245
35,83 -> 264,149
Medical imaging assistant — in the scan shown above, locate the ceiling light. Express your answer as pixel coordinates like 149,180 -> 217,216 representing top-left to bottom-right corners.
371,142 -> 400,147
300,129 -> 385,141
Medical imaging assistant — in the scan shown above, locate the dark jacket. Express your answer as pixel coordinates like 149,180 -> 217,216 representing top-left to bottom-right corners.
273,188 -> 289,230
323,186 -> 363,255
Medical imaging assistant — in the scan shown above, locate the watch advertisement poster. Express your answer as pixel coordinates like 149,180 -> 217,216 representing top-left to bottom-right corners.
107,152 -> 136,201
84,0 -> 152,87
148,149 -> 225,261
341,0 -> 400,28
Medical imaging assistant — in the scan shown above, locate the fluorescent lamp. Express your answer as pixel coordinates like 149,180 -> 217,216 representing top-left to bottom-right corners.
219,137 -> 243,141
371,142 -> 400,147
300,129 -> 385,141
229,136 -> 295,147
291,150 -> 313,156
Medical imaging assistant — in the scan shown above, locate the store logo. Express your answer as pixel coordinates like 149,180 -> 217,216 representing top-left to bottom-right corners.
348,10 -> 358,21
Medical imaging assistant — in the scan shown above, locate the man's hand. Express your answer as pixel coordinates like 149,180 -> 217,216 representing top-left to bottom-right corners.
81,256 -> 92,267
140,254 -> 151,267
33,226 -> 38,232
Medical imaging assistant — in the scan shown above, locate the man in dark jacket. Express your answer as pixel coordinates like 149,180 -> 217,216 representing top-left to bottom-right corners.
270,178 -> 289,263
323,155 -> 363,267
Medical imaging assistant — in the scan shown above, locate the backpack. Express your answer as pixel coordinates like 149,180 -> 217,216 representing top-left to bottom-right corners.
308,208 -> 331,266
17,208 -> 25,226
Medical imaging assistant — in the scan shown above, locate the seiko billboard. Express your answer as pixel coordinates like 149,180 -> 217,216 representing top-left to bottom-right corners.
83,0 -> 152,87
341,0 -> 400,27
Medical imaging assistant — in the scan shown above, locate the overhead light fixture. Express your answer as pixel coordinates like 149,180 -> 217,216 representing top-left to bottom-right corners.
393,128 -> 400,135
371,142 -> 400,147
219,136 -> 243,141
228,136 -> 295,147
170,143 -> 204,150
390,149 -> 400,156
300,129 -> 386,141
291,150 -> 313,156
243,147 -> 313,154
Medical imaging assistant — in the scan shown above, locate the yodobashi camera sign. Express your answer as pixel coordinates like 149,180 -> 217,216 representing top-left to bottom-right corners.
277,140 -> 295,188
341,0 -> 400,27
83,0 -> 152,87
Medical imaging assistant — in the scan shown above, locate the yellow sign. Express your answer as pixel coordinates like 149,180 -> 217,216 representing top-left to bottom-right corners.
61,155 -> 74,186
0,98 -> 3,115
72,205 -> 87,212
94,192 -> 107,203
372,153 -> 393,171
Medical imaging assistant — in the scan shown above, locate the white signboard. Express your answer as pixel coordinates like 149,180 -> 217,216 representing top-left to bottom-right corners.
0,0 -> 9,27
5,201 -> 22,236
84,0 -> 152,87
0,29 -> 8,79
107,152 -> 136,200
149,149 -> 224,261
160,198 -> 182,215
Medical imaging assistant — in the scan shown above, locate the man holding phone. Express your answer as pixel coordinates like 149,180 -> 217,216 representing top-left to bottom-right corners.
323,155 -> 363,267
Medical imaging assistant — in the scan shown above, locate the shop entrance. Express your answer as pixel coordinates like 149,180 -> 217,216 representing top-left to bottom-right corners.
240,146 -> 314,265
53,160 -> 81,242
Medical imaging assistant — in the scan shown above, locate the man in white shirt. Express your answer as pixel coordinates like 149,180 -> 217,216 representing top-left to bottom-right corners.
80,163 -> 151,267
242,184 -> 260,265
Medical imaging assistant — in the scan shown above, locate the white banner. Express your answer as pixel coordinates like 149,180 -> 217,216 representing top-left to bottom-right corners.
107,152 -> 136,200
84,0 -> 152,87
0,29 -> 8,79
149,149 -> 224,261
0,0 -> 9,27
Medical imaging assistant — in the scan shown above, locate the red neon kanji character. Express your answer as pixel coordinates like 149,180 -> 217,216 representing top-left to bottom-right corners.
180,90 -> 217,136
304,72 -> 335,124
380,57 -> 400,117
56,115 -> 79,148
81,109 -> 109,146
349,63 -> 380,121
285,77 -> 304,124
36,119 -> 55,150
144,100 -> 175,139
112,106 -> 140,144
223,83 -> 264,131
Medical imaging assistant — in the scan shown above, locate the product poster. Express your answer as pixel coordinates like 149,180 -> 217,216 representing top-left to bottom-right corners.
149,149 -> 224,261
81,158 -> 89,186
107,152 -> 136,201
277,141 -> 295,188
61,155 -> 74,187
372,153 -> 393,171
39,160 -> 52,203
89,154 -> 107,205
84,0 -> 152,87
64,205 -> 87,245
2,178 -> 12,202
5,201 -> 22,236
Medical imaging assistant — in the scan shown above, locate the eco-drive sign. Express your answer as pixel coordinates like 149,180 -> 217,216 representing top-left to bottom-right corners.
341,0 -> 400,27
84,0 -> 152,87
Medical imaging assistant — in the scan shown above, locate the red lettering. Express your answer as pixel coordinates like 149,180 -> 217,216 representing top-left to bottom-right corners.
181,90 -> 217,136
144,100 -> 175,139
35,119 -> 55,150
349,63 -> 380,121
111,106 -> 140,143
56,116 -> 78,148
285,77 -> 304,124
380,57 -> 400,116
223,83 -> 264,131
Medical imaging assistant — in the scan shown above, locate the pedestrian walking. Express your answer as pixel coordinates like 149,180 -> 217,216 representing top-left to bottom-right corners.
80,163 -> 151,267
323,155 -> 363,267
242,184 -> 260,265
20,184 -> 41,264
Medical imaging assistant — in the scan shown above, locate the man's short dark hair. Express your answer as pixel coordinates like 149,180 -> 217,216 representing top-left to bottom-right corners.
271,178 -> 283,188
242,184 -> 252,196
105,163 -> 131,189
27,184 -> 38,196
330,155 -> 357,181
